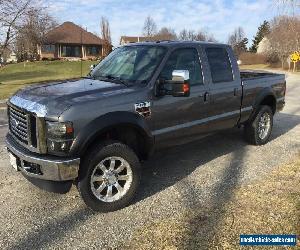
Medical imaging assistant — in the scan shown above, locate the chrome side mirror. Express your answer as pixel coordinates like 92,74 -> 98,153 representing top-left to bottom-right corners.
171,70 -> 190,97
90,64 -> 96,71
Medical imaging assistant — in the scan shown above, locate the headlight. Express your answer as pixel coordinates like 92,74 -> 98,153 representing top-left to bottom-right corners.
46,121 -> 74,139
46,121 -> 74,153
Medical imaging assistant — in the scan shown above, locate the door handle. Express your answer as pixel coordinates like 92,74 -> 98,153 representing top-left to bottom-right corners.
204,92 -> 210,102
234,88 -> 239,96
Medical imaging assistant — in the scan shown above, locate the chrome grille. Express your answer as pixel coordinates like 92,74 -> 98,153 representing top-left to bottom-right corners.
9,106 -> 29,144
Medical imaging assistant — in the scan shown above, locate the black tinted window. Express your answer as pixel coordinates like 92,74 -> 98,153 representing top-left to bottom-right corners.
206,48 -> 233,83
160,48 -> 203,85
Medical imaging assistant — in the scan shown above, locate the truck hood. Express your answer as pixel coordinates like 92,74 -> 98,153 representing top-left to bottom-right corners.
9,78 -> 136,118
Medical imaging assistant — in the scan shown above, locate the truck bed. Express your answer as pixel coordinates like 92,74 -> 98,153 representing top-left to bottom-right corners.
240,71 -> 279,80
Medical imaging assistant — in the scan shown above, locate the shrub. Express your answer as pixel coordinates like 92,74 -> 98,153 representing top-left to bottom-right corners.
239,52 -> 267,65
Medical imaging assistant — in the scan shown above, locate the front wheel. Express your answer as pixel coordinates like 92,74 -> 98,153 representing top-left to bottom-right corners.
244,105 -> 273,145
77,141 -> 141,212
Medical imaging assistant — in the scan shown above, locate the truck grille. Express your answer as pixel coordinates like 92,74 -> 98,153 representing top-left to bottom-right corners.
9,106 -> 29,145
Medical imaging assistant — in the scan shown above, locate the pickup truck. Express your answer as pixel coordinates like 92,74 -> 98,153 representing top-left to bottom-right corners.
6,41 -> 286,212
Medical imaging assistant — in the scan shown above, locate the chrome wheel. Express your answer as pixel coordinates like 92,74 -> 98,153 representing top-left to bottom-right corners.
90,156 -> 133,202
258,112 -> 271,140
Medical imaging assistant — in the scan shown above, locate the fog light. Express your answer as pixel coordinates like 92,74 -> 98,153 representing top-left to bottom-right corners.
61,142 -> 67,151
50,141 -> 55,151
47,139 -> 73,153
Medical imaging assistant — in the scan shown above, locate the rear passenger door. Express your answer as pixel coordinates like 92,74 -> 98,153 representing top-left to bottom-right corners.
203,46 -> 242,131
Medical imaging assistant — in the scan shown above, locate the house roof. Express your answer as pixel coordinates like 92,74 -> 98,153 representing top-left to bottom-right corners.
120,36 -> 153,44
44,22 -> 105,45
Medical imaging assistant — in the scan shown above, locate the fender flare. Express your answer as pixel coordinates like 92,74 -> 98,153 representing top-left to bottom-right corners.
70,111 -> 154,157
250,87 -> 276,119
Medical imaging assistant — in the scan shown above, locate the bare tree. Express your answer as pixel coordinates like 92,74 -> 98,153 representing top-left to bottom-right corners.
142,15 -> 157,37
178,29 -> 216,42
100,16 -> 112,57
228,27 -> 248,57
267,15 -> 300,68
154,27 -> 177,40
0,0 -> 33,59
275,0 -> 300,16
15,8 -> 57,61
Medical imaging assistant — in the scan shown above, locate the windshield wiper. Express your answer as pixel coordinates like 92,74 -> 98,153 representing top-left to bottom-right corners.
104,75 -> 131,87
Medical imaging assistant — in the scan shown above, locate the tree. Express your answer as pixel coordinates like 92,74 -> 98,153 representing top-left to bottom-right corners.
100,16 -> 112,57
267,15 -> 300,68
15,9 -> 57,61
0,0 -> 34,60
142,16 -> 157,37
228,27 -> 248,57
154,27 -> 177,40
275,0 -> 300,16
249,21 -> 270,53
178,29 -> 216,42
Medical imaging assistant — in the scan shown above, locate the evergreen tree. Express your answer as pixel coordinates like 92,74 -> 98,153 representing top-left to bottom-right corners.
250,20 -> 270,53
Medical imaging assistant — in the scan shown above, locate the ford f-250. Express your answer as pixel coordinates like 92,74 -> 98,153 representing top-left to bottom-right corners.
6,41 -> 286,212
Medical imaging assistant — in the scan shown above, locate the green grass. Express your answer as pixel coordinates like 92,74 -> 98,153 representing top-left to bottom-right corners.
0,60 -> 97,99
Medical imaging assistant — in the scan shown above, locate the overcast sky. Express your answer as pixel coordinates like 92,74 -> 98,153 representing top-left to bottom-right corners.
45,0 -> 286,46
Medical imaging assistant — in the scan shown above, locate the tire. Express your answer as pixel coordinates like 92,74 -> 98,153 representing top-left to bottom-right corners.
244,105 -> 273,145
77,140 -> 141,212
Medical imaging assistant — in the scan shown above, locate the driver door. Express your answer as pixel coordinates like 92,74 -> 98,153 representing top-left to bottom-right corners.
151,46 -> 210,144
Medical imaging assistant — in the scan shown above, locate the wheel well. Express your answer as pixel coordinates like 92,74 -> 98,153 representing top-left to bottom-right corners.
83,125 -> 151,161
260,95 -> 276,114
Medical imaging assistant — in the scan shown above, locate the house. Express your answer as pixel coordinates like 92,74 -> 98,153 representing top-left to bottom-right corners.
0,47 -> 17,63
257,37 -> 271,54
119,36 -> 153,45
38,22 -> 109,60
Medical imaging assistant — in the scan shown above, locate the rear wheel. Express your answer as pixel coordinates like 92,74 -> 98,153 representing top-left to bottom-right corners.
244,105 -> 273,145
77,141 -> 141,212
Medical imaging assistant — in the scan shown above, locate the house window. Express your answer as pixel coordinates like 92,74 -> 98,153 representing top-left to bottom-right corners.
42,44 -> 55,53
61,45 -> 82,57
86,46 -> 101,56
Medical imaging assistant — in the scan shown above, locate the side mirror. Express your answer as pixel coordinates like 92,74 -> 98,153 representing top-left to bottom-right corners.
171,70 -> 190,97
90,64 -> 96,71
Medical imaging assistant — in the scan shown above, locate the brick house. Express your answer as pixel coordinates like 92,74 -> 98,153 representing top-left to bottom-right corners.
38,22 -> 109,60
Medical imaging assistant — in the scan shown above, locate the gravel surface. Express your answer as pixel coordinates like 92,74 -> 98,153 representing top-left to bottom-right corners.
0,71 -> 299,250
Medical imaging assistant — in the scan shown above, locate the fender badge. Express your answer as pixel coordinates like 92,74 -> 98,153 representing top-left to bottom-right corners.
135,101 -> 151,117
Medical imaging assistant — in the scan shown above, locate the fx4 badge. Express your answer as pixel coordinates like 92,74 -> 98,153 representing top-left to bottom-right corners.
135,101 -> 151,117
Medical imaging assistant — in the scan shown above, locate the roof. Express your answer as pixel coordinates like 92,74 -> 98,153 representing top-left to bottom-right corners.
120,36 -> 154,44
123,40 -> 226,47
43,22 -> 105,45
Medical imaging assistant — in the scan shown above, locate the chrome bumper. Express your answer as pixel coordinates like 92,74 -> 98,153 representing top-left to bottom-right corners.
6,135 -> 80,181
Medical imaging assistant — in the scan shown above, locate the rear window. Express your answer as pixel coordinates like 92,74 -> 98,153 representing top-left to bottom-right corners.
206,48 -> 233,83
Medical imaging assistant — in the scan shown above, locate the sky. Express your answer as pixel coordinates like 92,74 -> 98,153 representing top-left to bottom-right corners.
45,0 -> 284,46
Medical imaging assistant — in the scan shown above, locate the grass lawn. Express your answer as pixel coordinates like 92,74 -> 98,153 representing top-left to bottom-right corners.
0,60 -> 97,99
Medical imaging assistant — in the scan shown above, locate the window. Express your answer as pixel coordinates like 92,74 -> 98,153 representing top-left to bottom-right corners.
206,48 -> 233,83
61,45 -> 82,57
41,44 -> 55,53
91,46 -> 166,84
86,46 -> 101,56
160,48 -> 203,85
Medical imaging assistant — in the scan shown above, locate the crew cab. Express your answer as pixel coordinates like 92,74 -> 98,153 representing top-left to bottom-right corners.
6,41 -> 286,212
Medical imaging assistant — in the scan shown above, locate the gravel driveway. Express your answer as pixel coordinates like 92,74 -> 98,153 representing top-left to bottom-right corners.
0,71 -> 299,250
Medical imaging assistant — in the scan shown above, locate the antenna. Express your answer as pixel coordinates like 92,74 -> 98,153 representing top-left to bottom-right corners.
81,30 -> 83,77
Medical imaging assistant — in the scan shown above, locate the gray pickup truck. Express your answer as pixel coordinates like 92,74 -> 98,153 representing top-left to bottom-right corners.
6,41 -> 286,212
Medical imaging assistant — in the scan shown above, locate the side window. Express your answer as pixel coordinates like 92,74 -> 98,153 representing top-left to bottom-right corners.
206,48 -> 233,83
160,48 -> 203,85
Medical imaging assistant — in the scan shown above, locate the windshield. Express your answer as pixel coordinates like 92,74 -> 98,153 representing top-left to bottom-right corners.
90,45 -> 166,85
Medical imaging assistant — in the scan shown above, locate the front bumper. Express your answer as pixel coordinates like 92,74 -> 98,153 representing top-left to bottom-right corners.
6,134 -> 80,181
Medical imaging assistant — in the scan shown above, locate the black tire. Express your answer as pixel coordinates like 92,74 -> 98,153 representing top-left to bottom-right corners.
77,140 -> 141,212
244,105 -> 273,145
